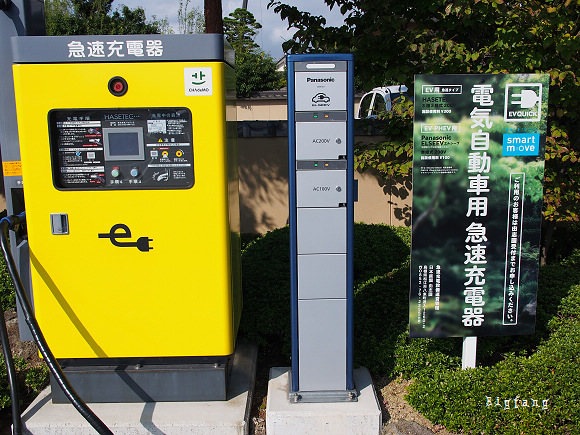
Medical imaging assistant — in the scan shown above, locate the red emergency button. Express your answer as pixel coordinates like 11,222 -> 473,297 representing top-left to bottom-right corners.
108,76 -> 128,96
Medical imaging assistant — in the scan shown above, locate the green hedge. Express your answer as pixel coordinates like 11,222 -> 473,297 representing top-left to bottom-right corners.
239,224 -> 465,374
0,252 -> 15,311
0,356 -> 49,410
239,226 -> 292,358
239,223 -> 466,375
239,223 -> 425,372
240,224 -> 580,434
406,280 -> 580,435
1,222 -> 577,433
0,252 -> 49,410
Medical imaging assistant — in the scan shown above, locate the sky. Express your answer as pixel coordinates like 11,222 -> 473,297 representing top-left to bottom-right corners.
112,0 -> 347,59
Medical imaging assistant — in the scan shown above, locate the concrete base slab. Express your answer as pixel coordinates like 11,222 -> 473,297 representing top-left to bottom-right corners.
266,367 -> 382,435
21,342 -> 258,435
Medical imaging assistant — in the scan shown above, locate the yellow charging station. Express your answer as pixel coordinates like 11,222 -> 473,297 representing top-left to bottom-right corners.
11,34 -> 241,402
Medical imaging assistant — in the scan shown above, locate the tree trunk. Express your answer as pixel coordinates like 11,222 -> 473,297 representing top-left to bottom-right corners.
204,0 -> 223,34
540,218 -> 556,266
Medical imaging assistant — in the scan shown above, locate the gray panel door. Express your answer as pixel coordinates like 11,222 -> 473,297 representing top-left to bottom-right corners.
298,254 -> 346,299
296,121 -> 346,160
297,208 -> 346,254
296,170 -> 346,208
298,299 -> 347,391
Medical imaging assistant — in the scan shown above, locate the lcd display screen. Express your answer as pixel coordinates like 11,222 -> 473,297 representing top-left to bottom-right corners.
108,132 -> 140,156
103,127 -> 145,161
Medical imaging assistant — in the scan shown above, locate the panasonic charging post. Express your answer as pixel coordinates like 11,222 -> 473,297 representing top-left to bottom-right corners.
287,54 -> 357,403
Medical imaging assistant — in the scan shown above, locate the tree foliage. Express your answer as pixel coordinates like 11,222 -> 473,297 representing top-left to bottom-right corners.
45,0 -> 165,35
224,8 -> 262,53
178,0 -> 204,34
223,8 -> 285,97
269,0 -> 580,229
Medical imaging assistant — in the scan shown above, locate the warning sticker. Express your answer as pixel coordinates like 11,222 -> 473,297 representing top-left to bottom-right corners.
2,161 -> 22,177
184,67 -> 213,96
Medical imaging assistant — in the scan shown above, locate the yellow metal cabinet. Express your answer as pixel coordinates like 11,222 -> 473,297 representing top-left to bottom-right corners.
11,35 -> 241,401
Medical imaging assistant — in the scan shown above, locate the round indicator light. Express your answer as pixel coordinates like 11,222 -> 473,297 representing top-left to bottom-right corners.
108,76 -> 128,96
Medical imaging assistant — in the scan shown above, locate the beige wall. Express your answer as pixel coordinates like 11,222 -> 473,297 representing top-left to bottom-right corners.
237,100 -> 288,121
236,96 -> 362,122
0,97 -> 406,234
236,96 -> 407,234
0,134 -> 409,235
238,136 -> 411,234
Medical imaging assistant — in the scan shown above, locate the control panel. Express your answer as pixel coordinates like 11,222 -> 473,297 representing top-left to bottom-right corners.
49,107 -> 194,190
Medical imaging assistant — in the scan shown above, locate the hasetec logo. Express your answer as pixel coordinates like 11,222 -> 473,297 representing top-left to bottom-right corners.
504,83 -> 543,122
184,67 -> 212,96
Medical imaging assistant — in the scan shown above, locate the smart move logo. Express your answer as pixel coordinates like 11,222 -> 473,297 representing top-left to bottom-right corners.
502,134 -> 540,156
504,83 -> 542,122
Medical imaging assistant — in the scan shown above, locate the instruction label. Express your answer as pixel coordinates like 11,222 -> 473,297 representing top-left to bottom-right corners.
2,161 -> 22,177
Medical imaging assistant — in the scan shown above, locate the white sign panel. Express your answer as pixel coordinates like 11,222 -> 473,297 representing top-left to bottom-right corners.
294,72 -> 347,111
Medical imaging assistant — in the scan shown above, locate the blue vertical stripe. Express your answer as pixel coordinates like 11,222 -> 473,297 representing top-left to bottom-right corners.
287,56 -> 299,393
346,55 -> 355,391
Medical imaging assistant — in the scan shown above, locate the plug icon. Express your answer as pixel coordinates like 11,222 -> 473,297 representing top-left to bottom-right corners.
511,89 -> 540,109
504,83 -> 543,122
98,224 -> 153,252
135,237 -> 153,252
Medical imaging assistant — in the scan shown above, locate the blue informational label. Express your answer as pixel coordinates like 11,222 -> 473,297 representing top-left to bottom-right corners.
502,134 -> 540,156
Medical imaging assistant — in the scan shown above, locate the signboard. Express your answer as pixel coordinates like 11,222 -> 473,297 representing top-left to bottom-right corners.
409,74 -> 549,338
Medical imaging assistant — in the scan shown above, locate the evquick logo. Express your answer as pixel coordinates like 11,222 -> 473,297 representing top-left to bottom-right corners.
312,138 -> 330,143
508,111 -> 537,118
504,83 -> 543,122
312,186 -> 331,192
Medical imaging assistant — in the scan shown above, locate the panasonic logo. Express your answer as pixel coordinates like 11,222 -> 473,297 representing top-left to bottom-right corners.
307,77 -> 335,83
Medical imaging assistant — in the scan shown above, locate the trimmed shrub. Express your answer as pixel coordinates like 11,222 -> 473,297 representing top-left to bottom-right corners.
0,252 -> 15,311
352,266 -> 461,376
238,223 -> 413,366
406,282 -> 580,434
240,232 -> 262,252
477,260 -> 580,365
353,223 -> 410,284
0,358 -> 49,410
239,226 -> 291,359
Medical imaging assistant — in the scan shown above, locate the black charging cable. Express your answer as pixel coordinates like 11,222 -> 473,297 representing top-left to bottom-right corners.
0,0 -> 12,12
0,212 -> 113,435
